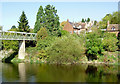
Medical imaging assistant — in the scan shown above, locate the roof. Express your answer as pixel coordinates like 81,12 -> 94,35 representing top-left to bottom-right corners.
107,24 -> 119,31
69,22 -> 86,29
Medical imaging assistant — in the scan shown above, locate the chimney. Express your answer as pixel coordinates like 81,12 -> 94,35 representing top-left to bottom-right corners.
107,20 -> 109,27
67,19 -> 69,22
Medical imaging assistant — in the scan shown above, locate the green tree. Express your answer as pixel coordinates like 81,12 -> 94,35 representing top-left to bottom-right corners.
11,25 -> 16,29
85,30 -> 104,60
82,18 -> 85,23
99,14 -> 112,29
110,12 -> 118,24
44,4 -> 60,35
102,33 -> 118,52
36,27 -> 48,41
94,20 -> 97,25
18,11 -> 30,32
87,18 -> 90,23
3,28 -> 19,51
47,35 -> 85,64
34,6 -> 44,33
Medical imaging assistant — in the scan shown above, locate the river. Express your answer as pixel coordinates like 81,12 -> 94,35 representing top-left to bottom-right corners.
1,63 -> 120,82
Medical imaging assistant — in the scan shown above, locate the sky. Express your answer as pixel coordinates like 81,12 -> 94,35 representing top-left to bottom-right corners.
0,1 -> 118,31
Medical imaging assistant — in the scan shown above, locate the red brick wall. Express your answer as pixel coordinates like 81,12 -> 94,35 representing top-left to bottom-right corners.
63,22 -> 73,34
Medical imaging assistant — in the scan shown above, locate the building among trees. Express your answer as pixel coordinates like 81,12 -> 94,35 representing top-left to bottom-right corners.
107,20 -> 119,36
63,19 -> 94,34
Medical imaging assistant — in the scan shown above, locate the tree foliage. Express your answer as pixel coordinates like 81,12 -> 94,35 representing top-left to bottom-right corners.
85,30 -> 104,60
82,18 -> 85,23
87,18 -> 90,22
11,25 -> 16,29
99,12 -> 118,29
102,33 -> 118,52
3,40 -> 19,51
94,20 -> 97,25
34,5 -> 60,35
36,27 -> 48,41
18,11 -> 30,32
34,6 -> 44,33
36,36 -> 56,50
2,28 -> 19,51
47,35 -> 85,64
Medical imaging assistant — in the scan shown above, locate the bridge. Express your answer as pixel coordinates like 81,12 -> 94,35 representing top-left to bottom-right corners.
0,28 -> 37,59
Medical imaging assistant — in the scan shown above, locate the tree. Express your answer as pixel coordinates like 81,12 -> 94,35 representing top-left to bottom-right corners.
99,13 -> 112,29
18,11 -> 30,32
44,4 -> 60,35
11,25 -> 16,29
34,6 -> 44,33
99,12 -> 118,29
94,20 -> 97,25
87,18 -> 90,23
3,28 -> 19,51
36,27 -> 48,41
85,30 -> 104,60
102,33 -> 118,52
82,18 -> 85,23
110,12 -> 118,24
47,35 -> 85,64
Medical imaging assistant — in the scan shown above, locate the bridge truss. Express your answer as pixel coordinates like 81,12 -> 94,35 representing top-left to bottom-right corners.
0,31 -> 37,40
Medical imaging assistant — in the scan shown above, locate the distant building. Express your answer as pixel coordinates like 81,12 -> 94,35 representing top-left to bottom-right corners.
107,20 -> 119,36
63,19 -> 94,34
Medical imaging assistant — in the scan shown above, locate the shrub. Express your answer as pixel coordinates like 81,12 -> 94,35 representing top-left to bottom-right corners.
102,33 -> 118,52
85,31 -> 104,60
37,49 -> 47,60
46,35 -> 85,64
60,30 -> 69,36
36,27 -> 48,41
3,40 -> 19,51
36,36 -> 56,50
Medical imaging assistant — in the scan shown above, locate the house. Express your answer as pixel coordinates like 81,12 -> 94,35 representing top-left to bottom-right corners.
107,20 -> 119,36
63,19 -> 94,34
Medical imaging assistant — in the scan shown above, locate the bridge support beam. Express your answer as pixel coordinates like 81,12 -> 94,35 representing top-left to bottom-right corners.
18,40 -> 25,59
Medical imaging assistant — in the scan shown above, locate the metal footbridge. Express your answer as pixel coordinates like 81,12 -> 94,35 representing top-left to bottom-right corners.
0,30 -> 37,40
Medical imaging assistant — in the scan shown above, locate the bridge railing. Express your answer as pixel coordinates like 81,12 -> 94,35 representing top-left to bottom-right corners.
0,31 -> 37,40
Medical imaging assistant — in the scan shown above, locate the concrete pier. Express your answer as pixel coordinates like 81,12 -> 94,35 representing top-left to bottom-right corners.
18,40 -> 25,59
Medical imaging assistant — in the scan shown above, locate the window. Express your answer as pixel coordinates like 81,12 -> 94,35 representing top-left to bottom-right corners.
111,26 -> 115,30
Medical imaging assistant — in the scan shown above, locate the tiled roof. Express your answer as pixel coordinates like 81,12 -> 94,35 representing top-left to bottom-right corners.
107,24 -> 119,31
69,22 -> 86,29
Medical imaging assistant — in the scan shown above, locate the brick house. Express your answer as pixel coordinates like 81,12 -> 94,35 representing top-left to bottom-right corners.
63,19 -> 90,34
107,20 -> 119,36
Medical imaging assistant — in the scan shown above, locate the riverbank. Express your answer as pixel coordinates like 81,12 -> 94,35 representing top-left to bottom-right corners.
1,48 -> 119,65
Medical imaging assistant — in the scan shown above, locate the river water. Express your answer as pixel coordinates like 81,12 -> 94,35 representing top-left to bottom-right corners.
1,63 -> 120,82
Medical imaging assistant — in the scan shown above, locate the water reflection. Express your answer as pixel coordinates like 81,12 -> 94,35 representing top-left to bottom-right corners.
18,63 -> 26,82
2,63 -> 120,82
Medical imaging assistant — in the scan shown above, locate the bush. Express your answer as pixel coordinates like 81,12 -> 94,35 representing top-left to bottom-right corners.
37,49 -> 47,60
36,36 -> 56,50
60,30 -> 69,36
3,40 -> 19,51
85,31 -> 104,60
102,33 -> 118,52
46,35 -> 85,64
36,27 -> 48,41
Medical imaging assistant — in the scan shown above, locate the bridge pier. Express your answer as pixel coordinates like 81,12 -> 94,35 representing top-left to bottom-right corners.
18,40 -> 25,59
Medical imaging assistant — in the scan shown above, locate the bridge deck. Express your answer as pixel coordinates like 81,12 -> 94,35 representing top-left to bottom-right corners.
0,31 -> 37,40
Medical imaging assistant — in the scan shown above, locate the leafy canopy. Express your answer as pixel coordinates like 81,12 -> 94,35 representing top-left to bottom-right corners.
18,11 -> 30,32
